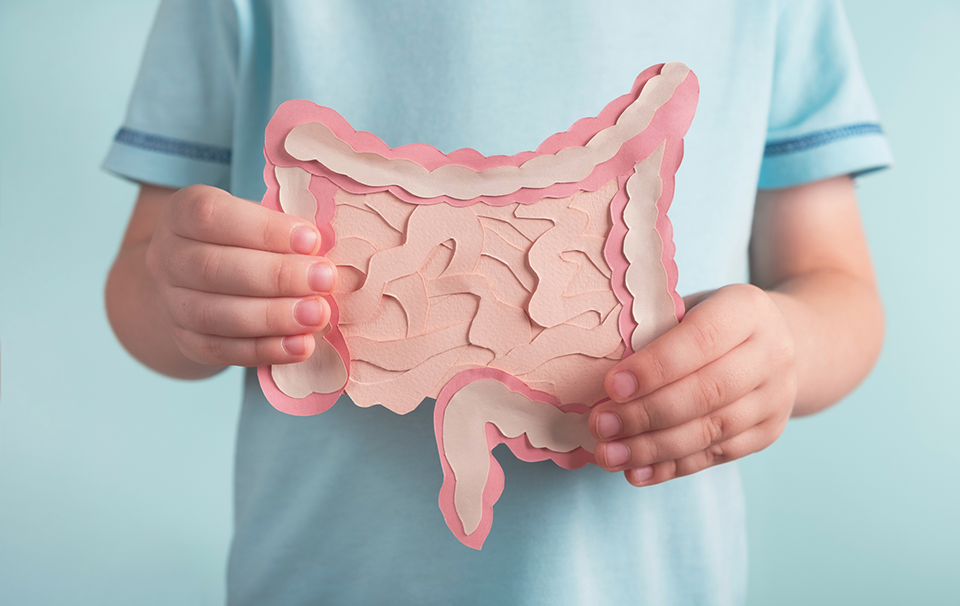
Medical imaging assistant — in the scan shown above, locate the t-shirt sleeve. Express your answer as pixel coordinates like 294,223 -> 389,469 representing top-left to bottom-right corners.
102,0 -> 238,190
758,0 -> 892,189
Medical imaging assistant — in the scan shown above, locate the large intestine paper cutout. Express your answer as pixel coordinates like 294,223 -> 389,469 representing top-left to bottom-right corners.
258,62 -> 699,549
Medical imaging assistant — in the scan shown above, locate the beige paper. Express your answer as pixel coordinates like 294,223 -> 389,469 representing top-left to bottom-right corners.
284,63 -> 691,200
622,145 -> 680,351
271,325 -> 348,398
275,166 -> 317,220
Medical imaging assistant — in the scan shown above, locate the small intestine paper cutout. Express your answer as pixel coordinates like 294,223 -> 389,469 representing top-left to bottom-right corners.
259,62 -> 699,549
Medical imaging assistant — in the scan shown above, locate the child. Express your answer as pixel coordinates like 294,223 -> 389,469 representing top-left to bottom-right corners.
104,0 -> 890,604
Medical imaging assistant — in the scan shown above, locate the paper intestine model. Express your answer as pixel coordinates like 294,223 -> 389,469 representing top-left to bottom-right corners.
258,62 -> 699,549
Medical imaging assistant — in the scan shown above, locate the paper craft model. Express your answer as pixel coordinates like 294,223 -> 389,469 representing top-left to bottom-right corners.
258,62 -> 699,549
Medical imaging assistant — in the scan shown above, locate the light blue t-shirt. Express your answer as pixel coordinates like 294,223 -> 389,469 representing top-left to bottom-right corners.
104,1 -> 891,604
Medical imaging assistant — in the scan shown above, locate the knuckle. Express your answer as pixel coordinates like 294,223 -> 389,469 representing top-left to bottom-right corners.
674,452 -> 706,478
260,213 -> 277,251
254,337 -> 274,364
264,300 -> 289,335
274,256 -> 304,294
193,297 -> 215,333
201,337 -> 230,366
628,399 -> 656,433
694,373 -> 725,414
637,350 -> 669,390
198,247 -> 224,286
187,188 -> 221,234
731,283 -> 766,309
264,211 -> 292,250
702,414 -> 726,446
634,436 -> 661,466
690,317 -> 723,354
274,258 -> 289,294
706,442 -> 727,466
660,460 -> 678,484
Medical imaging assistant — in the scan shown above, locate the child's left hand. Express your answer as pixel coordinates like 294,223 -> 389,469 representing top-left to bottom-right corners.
587,175 -> 884,486
588,284 -> 796,486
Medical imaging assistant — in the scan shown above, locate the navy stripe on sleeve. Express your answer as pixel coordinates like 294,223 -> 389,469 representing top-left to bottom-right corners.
114,128 -> 232,165
764,123 -> 884,157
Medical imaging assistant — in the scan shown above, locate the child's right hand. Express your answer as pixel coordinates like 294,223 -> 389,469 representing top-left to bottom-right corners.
107,184 -> 338,378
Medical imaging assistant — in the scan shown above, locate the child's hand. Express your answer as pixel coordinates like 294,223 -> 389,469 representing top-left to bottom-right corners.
145,185 -> 338,368
588,284 -> 797,486
587,175 -> 885,486
107,183 -> 339,378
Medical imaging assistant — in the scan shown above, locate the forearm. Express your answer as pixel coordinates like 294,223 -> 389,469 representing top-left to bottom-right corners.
751,176 -> 884,417
766,269 -> 883,416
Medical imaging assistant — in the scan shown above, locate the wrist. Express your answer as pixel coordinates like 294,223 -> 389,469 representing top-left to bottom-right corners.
764,271 -> 883,416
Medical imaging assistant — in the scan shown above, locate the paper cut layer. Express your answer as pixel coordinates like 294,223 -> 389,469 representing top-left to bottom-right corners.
258,62 -> 699,549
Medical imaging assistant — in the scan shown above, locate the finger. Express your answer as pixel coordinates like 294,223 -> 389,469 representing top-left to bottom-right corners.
595,388 -> 772,471
161,237 -> 338,297
168,185 -> 321,254
604,285 -> 766,402
173,329 -> 317,367
590,339 -> 763,439
164,288 -> 330,338
623,415 -> 790,487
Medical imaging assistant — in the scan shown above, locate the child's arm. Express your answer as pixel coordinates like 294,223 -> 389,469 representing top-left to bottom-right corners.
588,175 -> 884,486
105,184 -> 339,379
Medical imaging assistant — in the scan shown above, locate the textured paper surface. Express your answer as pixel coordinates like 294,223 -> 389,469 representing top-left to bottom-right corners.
258,62 -> 699,548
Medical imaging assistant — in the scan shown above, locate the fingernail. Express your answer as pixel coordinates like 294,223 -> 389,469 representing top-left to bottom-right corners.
309,263 -> 334,293
603,442 -> 630,468
294,299 -> 323,327
610,372 -> 637,400
597,412 -> 622,439
629,466 -> 655,485
292,227 -> 319,254
282,335 -> 307,356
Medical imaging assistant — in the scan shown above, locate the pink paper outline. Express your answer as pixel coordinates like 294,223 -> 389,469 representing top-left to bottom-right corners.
259,167 -> 351,416
257,64 -> 698,417
263,65 -> 698,211
433,368 -> 595,549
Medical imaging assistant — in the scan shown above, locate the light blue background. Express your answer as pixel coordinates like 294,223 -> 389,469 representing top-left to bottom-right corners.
1,1 -> 957,604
